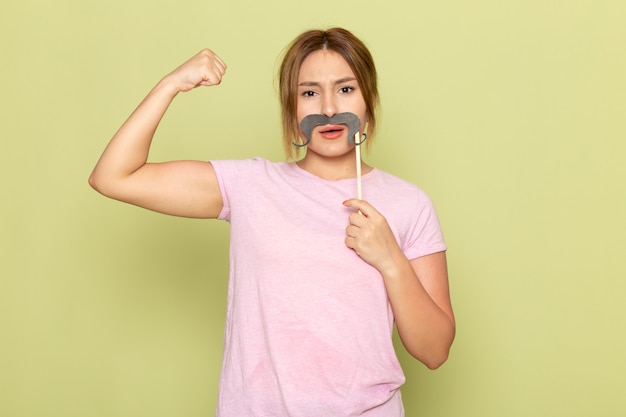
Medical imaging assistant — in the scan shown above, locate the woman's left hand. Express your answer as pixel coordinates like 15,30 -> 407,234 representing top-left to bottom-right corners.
343,199 -> 401,273
344,199 -> 455,368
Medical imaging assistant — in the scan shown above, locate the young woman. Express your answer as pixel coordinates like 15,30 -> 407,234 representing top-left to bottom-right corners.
90,27 -> 455,417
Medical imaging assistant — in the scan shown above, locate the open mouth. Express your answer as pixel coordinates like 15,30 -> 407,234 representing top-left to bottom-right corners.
319,125 -> 345,138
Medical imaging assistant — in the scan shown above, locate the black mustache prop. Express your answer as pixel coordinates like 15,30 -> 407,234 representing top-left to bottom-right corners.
296,112 -> 366,147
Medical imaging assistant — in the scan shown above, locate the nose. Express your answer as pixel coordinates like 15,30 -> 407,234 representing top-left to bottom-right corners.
321,94 -> 337,117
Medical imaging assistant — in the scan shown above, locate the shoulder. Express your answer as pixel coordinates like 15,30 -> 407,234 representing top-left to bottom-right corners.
210,157 -> 289,179
367,168 -> 441,233
371,169 -> 446,256
210,157 -> 272,171
370,168 -> 433,205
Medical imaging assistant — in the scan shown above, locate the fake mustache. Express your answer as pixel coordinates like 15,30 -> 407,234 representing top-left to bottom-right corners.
297,112 -> 365,147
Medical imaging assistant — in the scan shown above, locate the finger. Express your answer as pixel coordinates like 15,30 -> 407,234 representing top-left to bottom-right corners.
199,65 -> 225,86
197,49 -> 226,78
214,56 -> 227,73
345,224 -> 360,238
199,77 -> 220,87
344,235 -> 357,251
208,68 -> 224,84
348,212 -> 368,228
210,59 -> 226,77
343,199 -> 374,217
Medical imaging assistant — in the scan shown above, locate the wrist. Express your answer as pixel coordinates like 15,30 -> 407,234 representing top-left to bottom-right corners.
155,74 -> 182,98
377,246 -> 410,280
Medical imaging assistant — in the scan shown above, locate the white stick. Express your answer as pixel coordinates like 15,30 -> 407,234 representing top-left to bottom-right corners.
355,132 -> 362,201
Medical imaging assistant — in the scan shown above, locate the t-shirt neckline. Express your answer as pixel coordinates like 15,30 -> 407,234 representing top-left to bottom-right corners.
287,161 -> 378,183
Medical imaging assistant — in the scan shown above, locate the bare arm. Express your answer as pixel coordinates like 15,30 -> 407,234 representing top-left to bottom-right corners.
89,49 -> 227,218
343,199 -> 455,369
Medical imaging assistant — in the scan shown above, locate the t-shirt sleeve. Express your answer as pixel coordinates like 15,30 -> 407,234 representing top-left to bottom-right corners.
209,158 -> 258,222
402,189 -> 447,260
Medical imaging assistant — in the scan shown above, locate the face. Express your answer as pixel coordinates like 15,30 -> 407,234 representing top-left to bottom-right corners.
296,49 -> 367,157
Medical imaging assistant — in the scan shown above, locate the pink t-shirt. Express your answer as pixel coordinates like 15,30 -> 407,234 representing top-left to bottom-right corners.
211,158 -> 446,417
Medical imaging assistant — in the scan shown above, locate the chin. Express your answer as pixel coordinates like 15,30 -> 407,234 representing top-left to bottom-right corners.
309,149 -> 355,160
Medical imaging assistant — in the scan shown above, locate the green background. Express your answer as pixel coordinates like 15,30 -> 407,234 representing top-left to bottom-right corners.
2,0 -> 625,416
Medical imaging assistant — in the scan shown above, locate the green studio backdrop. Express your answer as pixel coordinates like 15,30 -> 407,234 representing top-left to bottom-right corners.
1,0 -> 625,416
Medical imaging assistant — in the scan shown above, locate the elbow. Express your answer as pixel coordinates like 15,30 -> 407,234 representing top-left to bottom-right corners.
88,172 -> 98,191
88,171 -> 115,197
88,171 -> 105,194
422,349 -> 450,370
406,329 -> 455,370
425,330 -> 456,370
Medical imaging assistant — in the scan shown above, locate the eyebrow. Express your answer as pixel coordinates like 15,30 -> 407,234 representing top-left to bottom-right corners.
298,77 -> 357,87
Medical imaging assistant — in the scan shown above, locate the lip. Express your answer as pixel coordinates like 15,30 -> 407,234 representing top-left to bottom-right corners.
318,124 -> 346,140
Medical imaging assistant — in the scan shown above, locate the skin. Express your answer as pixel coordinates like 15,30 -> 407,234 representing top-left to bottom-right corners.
89,47 -> 455,369
295,50 -> 369,180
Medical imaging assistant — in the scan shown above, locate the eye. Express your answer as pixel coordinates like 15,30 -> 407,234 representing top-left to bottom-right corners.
339,86 -> 355,94
301,90 -> 317,97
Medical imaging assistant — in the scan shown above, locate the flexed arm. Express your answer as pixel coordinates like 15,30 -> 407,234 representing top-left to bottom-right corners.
89,49 -> 227,218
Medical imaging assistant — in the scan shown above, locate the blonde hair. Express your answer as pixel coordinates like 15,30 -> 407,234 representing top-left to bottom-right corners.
278,28 -> 379,159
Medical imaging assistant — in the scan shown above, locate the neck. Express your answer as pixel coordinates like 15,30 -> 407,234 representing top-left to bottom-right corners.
296,150 -> 372,180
